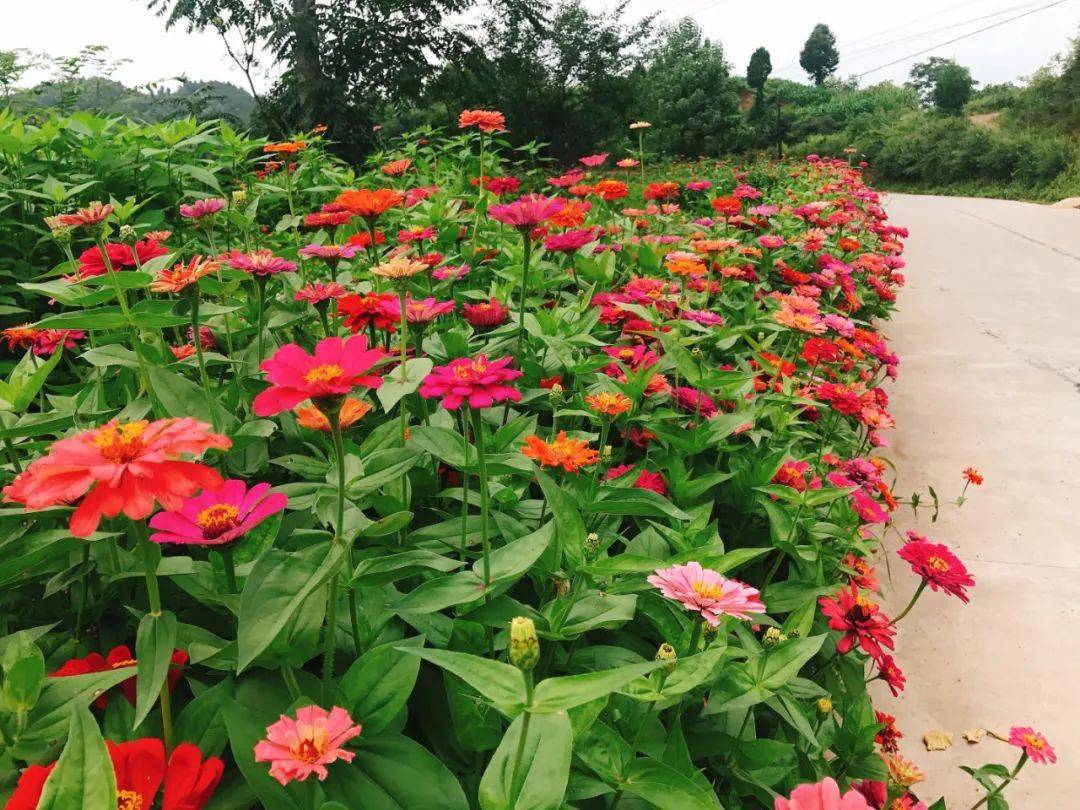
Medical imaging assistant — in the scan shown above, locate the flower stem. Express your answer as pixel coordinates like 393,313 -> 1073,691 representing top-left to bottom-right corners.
507,673 -> 535,806
513,230 -> 533,365
254,276 -> 268,367
470,409 -> 491,590
97,238 -> 154,402
398,289 -> 409,440
220,544 -> 237,593
322,413 -> 348,703
891,580 -> 927,624
686,619 -> 703,656
133,521 -> 173,753
189,293 -> 220,433
968,753 -> 1028,810
459,408 -> 471,561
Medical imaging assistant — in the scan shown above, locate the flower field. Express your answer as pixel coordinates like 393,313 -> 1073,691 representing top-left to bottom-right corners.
0,110 -> 1054,809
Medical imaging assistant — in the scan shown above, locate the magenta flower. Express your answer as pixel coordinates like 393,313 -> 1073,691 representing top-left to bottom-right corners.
148,480 -> 286,546
488,194 -> 566,230
681,310 -> 724,327
33,329 -> 85,356
253,335 -> 384,416
672,386 -> 718,418
254,705 -> 362,786
897,539 -> 974,603
179,198 -> 226,220
1007,726 -> 1056,765
298,243 -> 361,261
578,153 -> 609,168
774,777 -> 873,810
380,296 -> 455,325
227,249 -> 297,276
685,180 -> 712,192
543,229 -> 595,253
432,263 -> 469,282
758,235 -> 785,250
647,562 -> 765,625
419,355 -> 523,410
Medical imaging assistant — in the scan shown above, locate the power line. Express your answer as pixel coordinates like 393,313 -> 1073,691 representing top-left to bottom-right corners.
842,0 -> 986,49
843,0 -> 1053,60
853,0 -> 1074,78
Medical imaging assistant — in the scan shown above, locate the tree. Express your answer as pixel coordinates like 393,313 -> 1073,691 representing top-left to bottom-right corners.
799,24 -> 839,86
746,46 -> 772,113
641,18 -> 745,157
909,57 -> 975,114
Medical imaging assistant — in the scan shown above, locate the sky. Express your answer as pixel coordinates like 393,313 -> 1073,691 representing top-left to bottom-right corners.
1,0 -> 1078,94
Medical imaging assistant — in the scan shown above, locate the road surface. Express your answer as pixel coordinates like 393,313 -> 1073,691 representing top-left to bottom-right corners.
873,194 -> 1080,805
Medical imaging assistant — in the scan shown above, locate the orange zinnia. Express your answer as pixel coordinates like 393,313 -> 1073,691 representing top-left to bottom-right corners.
333,188 -> 404,220
584,391 -> 632,417
295,397 -> 372,431
458,109 -> 506,132
151,256 -> 219,294
381,158 -> 412,177
522,432 -> 600,474
264,141 -> 306,154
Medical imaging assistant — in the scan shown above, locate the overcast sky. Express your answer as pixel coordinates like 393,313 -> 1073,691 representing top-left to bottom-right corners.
2,0 -> 1078,93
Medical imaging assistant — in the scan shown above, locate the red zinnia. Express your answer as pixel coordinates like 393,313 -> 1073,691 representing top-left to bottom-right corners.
897,539 -> 975,603
253,335 -> 385,416
818,583 -> 895,660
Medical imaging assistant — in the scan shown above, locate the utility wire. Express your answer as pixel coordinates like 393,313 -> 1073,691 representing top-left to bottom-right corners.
842,0 -> 987,49
853,0 -> 1074,78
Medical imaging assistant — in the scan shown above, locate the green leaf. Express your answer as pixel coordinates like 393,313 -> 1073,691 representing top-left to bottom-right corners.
221,699 -> 302,810
531,660 -> 664,714
376,358 -> 433,412
346,448 -> 421,496
37,704 -> 117,809
760,635 -> 826,690
620,757 -> 720,810
401,648 -> 526,715
352,549 -> 463,586
237,544 -> 345,672
21,667 -> 134,743
339,637 -> 423,735
535,469 -> 585,568
1,631 -> 45,712
479,710 -> 572,810
587,487 -> 691,521
0,348 -> 64,413
133,609 -> 178,729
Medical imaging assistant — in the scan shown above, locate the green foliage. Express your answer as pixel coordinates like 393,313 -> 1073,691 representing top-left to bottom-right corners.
909,57 -> 975,114
799,23 -> 839,86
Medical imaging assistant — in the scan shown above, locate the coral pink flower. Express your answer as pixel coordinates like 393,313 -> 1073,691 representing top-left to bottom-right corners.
295,282 -> 347,304
227,249 -> 297,276
774,777 -> 873,810
179,198 -> 226,220
254,705 -> 362,786
647,562 -> 765,626
380,296 -> 455,325
56,201 -> 113,229
458,109 -> 506,132
433,263 -> 469,282
33,329 -> 84,356
337,292 -> 399,332
489,194 -> 566,230
875,654 -> 906,696
253,335 -> 384,416
420,355 -> 523,410
578,152 -> 609,167
2,418 -> 229,537
1008,726 -> 1056,764
818,584 -> 895,660
298,243 -> 360,261
897,538 -> 974,602
149,480 -> 287,546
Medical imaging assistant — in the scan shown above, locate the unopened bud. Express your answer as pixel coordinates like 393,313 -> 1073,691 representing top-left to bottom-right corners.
601,445 -> 612,461
553,578 -> 569,597
118,224 -> 137,244
763,627 -> 785,648
816,698 -> 833,715
702,622 -> 719,639
655,643 -> 677,673
509,617 -> 539,671
549,383 -> 564,403
583,532 -> 601,560
691,347 -> 703,359
232,188 -> 248,205
787,627 -> 801,639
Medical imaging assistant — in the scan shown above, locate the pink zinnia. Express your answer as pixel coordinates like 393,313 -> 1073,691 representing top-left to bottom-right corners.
419,355 -> 523,410
33,329 -> 84,356
149,479 -> 286,546
253,335 -> 384,416
682,310 -> 724,327
673,386 -> 718,419
432,263 -> 469,282
381,296 -> 455,325
488,194 -> 566,230
227,249 -> 297,276
543,229 -> 595,253
298,243 -> 360,262
647,562 -> 765,626
254,705 -> 362,786
1007,726 -> 1056,765
758,234 -> 786,250
295,282 -> 347,304
898,539 -> 974,602
774,777 -> 873,810
578,153 -> 609,167
2,418 -> 229,537
462,299 -> 510,328
179,198 -> 226,220
685,180 -> 712,192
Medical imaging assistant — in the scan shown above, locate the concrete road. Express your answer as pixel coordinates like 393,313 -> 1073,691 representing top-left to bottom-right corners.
873,194 -> 1080,806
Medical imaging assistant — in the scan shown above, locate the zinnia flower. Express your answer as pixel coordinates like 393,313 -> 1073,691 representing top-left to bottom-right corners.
227,249 -> 297,276
254,705 -> 362,786
295,282 -> 347,304
489,194 -> 566,230
179,198 -> 226,220
521,431 -> 599,473
897,539 -> 974,602
818,584 -> 895,660
56,200 -> 113,229
578,153 -> 609,167
383,296 -> 455,324
584,391 -> 633,417
33,329 -> 84,356
6,738 -> 223,810
647,562 -> 765,625
1007,726 -> 1056,764
151,256 -> 219,294
333,188 -> 404,220
295,397 -> 372,431
962,466 -> 983,485
458,109 -> 506,132
462,298 -> 510,328
338,292 -> 399,332
543,229 -> 595,253
52,645 -> 187,708
298,243 -> 360,262
420,355 -> 522,410
370,255 -> 427,281
148,480 -> 287,546
774,777 -> 872,810
433,263 -> 469,282
253,335 -> 384,416
3,418 -> 229,537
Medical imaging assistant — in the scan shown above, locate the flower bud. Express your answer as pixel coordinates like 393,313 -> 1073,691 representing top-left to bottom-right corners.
655,643 -> 677,673
787,627 -> 801,639
232,188 -> 248,206
549,383 -> 564,403
816,697 -> 833,715
601,445 -> 612,461
691,347 -> 703,359
762,627 -> 786,648
509,617 -> 539,671
118,224 -> 137,244
583,532 -> 601,560
553,577 -> 569,597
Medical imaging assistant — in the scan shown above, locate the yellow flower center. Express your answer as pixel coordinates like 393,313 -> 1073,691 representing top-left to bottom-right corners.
1024,734 -> 1044,750
453,360 -> 487,379
692,580 -> 722,600
304,364 -> 344,385
93,421 -> 148,463
927,556 -> 950,573
196,503 -> 241,539
292,724 -> 328,763
117,789 -> 143,810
